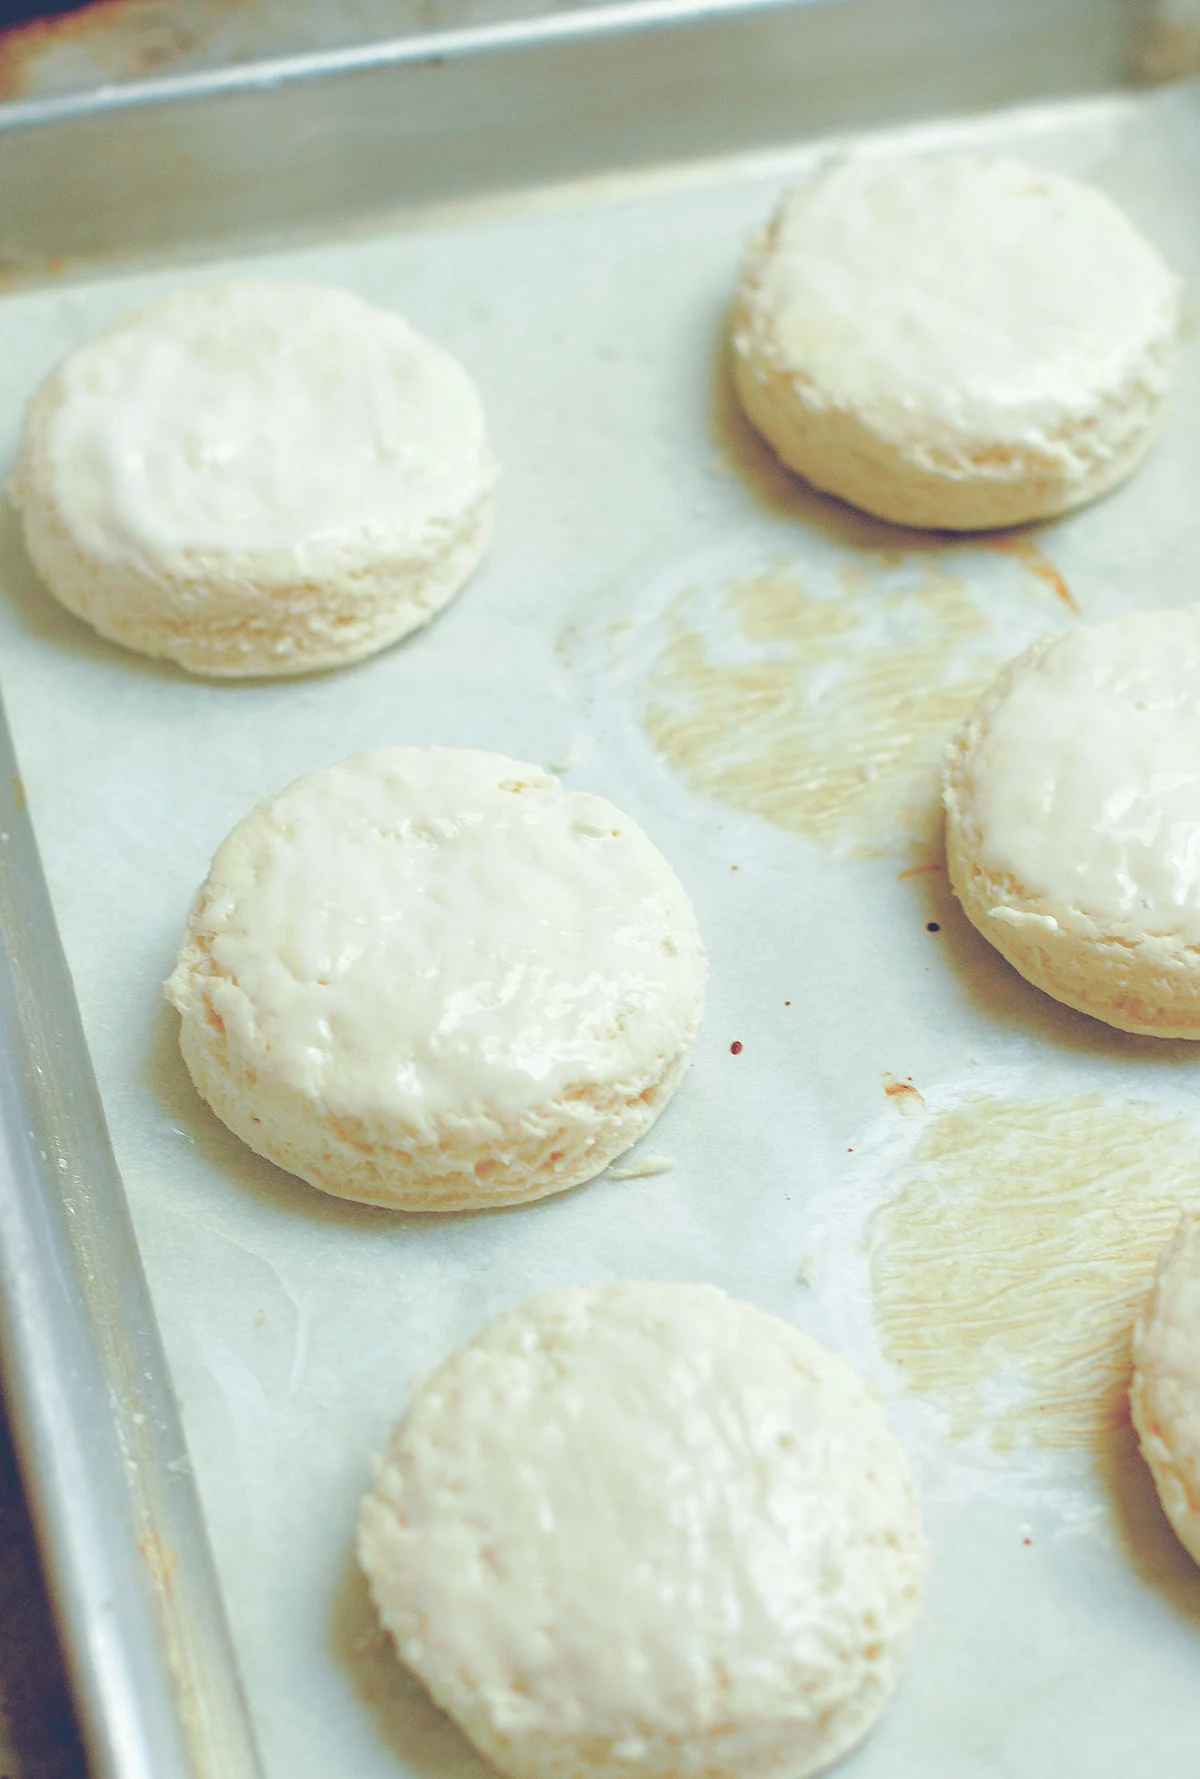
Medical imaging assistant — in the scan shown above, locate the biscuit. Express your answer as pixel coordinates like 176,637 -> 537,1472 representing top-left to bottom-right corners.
165,747 -> 706,1209
732,154 -> 1178,530
1132,1214 -> 1200,1565
358,1282 -> 926,1779
944,609 -> 1200,1036
13,281 -> 497,676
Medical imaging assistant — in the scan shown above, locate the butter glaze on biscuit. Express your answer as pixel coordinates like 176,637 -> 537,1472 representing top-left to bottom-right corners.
732,154 -> 1178,530
166,747 -> 706,1209
944,609 -> 1200,1035
358,1283 -> 926,1779
14,281 -> 497,676
1132,1215 -> 1200,1564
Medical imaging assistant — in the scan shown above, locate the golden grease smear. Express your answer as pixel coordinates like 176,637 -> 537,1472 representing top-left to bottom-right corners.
870,1096 -> 1200,1450
980,534 -> 1078,612
642,556 -> 1068,854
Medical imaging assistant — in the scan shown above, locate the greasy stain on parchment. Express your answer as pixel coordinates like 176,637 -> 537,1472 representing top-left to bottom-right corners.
641,549 -> 1073,855
869,1095 -> 1200,1450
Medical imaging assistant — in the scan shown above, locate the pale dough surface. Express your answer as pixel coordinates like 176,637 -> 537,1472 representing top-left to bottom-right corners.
732,153 -> 1178,530
358,1282 -> 926,1779
166,747 -> 706,1209
13,280 -> 497,676
1132,1214 -> 1200,1565
944,608 -> 1200,1036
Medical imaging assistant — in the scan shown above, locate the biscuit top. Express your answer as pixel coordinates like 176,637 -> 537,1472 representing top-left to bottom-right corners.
30,281 -> 496,566
1136,1216 -> 1200,1404
166,748 -> 705,1128
359,1283 -> 925,1745
736,154 -> 1178,462
958,611 -> 1200,944
1134,1217 -> 1200,1517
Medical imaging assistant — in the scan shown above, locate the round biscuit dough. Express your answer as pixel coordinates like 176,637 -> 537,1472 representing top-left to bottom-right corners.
358,1282 -> 927,1779
943,608 -> 1200,1037
165,747 -> 706,1209
732,153 -> 1179,530
13,281 -> 497,676
1132,1215 -> 1200,1565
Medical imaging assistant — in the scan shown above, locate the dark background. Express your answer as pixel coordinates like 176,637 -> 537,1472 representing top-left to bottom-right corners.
0,4 -> 93,26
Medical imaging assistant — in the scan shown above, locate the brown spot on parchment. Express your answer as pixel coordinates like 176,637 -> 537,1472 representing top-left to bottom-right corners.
870,1095 -> 1200,1449
642,558 -> 1067,855
882,1073 -> 924,1111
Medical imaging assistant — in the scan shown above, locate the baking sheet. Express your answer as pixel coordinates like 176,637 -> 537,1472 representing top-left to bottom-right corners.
1,75 -> 1200,1779
0,0 -> 610,102
0,0 -> 1147,269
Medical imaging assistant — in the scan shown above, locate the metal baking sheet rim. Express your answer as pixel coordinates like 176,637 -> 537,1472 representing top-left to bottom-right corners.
0,0 -> 1159,269
0,3 -> 1187,1778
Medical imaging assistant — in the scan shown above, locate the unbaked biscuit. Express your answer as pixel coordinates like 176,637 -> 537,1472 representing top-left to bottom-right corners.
1132,1214 -> 1200,1565
358,1282 -> 926,1779
165,747 -> 706,1209
732,153 -> 1178,530
13,281 -> 497,676
944,609 -> 1200,1036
